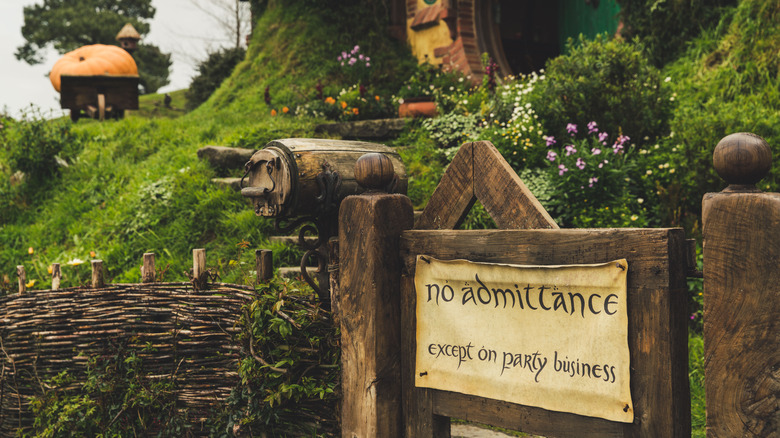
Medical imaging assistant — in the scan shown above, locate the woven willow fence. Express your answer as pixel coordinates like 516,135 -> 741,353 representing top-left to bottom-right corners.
0,280 -> 255,436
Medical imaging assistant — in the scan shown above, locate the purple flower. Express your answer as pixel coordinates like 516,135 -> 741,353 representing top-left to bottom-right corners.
358,54 -> 364,60
613,144 -> 624,154
546,150 -> 558,161
598,162 -> 604,168
564,144 -> 577,156
690,314 -> 696,320
576,157 -> 586,170
348,57 -> 357,66
591,148 -> 601,155
598,132 -> 608,144
546,136 -> 556,147
588,177 -> 599,187
566,123 -> 578,135
558,164 -> 568,175
587,121 -> 598,133
616,135 -> 630,146
353,45 -> 360,53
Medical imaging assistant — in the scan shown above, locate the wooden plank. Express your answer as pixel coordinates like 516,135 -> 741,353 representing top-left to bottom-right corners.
415,142 -> 475,230
400,228 -> 689,438
338,193 -> 414,437
702,192 -> 780,437
472,141 -> 558,230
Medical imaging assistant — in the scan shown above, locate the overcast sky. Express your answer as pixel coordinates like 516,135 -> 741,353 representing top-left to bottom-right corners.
0,0 -> 248,118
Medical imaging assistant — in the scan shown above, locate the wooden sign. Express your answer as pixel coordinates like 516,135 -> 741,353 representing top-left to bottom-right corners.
414,256 -> 632,423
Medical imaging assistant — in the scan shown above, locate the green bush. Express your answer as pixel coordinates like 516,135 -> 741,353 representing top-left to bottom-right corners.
186,47 -> 247,110
530,35 -> 673,147
1,111 -> 83,184
617,0 -> 737,66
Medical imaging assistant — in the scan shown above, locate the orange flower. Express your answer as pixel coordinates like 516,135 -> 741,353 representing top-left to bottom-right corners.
340,101 -> 347,109
271,109 -> 277,116
375,95 -> 380,101
90,251 -> 96,258
325,96 -> 336,105
282,106 -> 289,113
352,107 -> 359,115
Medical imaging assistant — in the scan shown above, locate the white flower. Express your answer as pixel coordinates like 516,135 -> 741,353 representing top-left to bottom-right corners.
665,77 -> 671,82
67,258 -> 85,266
638,198 -> 644,204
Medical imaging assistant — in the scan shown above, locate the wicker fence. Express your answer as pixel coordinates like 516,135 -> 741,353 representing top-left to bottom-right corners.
0,251 -> 260,436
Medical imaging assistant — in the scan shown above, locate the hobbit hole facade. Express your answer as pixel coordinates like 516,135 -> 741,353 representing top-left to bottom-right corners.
393,0 -> 620,80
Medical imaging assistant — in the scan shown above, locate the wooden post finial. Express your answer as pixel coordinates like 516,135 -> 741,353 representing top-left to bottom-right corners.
355,153 -> 395,192
713,132 -> 772,191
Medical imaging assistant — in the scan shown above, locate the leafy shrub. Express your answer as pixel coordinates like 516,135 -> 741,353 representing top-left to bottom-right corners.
30,340 -> 185,436
1,110 -> 83,184
617,0 -> 737,66
541,122 -> 651,227
421,113 -> 479,149
186,47 -> 247,110
300,84 -> 395,121
529,35 -> 673,147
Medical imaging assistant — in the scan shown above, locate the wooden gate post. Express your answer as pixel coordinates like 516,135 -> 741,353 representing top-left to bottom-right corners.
702,133 -> 779,437
338,153 -> 414,438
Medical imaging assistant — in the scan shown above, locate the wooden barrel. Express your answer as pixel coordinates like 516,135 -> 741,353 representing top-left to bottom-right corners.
241,138 -> 407,218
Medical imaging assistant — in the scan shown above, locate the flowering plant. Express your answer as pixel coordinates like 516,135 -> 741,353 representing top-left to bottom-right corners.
300,84 -> 393,122
542,122 -> 649,227
336,45 -> 371,86
396,62 -> 470,102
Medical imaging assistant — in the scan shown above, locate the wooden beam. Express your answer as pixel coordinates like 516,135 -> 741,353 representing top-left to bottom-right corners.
339,192 -> 414,437
415,142 -> 475,230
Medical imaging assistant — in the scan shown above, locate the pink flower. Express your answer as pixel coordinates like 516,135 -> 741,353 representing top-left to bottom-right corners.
564,144 -> 577,156
558,164 -> 568,175
546,150 -> 558,161
587,121 -> 598,133
366,62 -> 370,67
566,123 -> 578,135
546,136 -> 556,146
598,132 -> 608,143
588,177 -> 599,187
591,148 -> 601,155
576,157 -> 586,170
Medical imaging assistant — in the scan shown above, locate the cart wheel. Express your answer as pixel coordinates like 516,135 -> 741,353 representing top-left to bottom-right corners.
70,110 -> 80,122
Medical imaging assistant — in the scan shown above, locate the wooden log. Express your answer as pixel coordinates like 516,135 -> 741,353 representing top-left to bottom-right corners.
338,187 -> 414,437
242,138 -> 408,218
702,133 -> 778,437
142,253 -> 156,283
255,249 -> 273,282
91,260 -> 104,288
17,265 -> 26,294
51,263 -> 61,290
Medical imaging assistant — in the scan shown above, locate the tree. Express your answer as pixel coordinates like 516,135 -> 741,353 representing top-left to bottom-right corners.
16,0 -> 171,94
188,0 -> 252,50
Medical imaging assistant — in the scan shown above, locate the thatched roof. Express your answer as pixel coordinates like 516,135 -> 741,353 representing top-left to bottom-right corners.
116,23 -> 141,41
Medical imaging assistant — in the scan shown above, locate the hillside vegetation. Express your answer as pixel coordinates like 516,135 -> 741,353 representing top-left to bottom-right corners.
0,1 -> 777,434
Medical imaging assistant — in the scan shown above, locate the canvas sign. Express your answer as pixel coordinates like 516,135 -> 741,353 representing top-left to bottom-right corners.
414,256 -> 633,423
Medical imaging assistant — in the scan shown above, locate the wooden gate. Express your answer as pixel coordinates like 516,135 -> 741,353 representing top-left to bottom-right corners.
338,141 -> 690,437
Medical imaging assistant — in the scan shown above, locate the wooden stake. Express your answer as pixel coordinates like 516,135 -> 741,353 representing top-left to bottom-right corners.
91,260 -> 104,288
255,249 -> 273,283
142,253 -> 156,283
51,263 -> 61,290
17,265 -> 25,294
193,248 -> 206,281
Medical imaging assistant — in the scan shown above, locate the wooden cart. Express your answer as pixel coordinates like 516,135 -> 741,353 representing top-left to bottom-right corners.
60,74 -> 139,122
